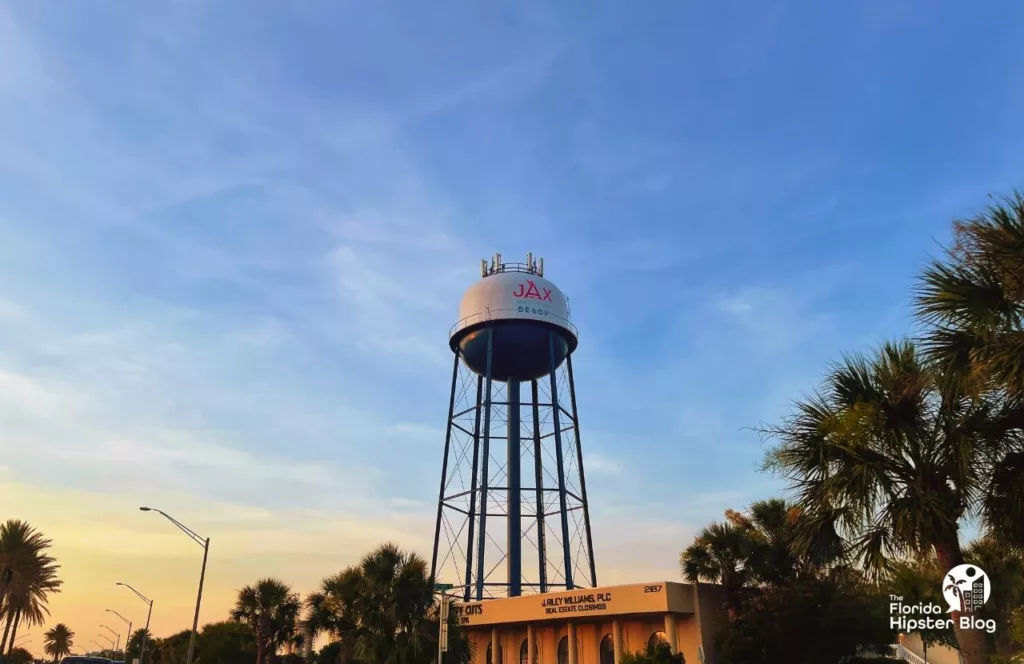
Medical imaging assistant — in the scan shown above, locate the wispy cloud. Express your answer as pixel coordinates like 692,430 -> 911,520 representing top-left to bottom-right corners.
2,0 -> 1018,640
585,452 -> 622,476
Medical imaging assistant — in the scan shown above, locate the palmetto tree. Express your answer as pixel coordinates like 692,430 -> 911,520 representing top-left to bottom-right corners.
43,624 -> 74,662
916,192 -> 1024,397
304,569 -> 361,664
1,563 -> 61,656
724,498 -> 829,587
761,340 -> 1021,664
230,578 -> 300,664
350,543 -> 438,664
915,193 -> 1024,548
125,628 -> 151,664
0,521 -> 62,655
680,522 -> 752,616
681,498 -> 841,619
308,543 -> 471,664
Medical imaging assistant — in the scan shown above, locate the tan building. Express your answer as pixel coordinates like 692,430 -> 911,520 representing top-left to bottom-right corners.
452,581 -> 726,664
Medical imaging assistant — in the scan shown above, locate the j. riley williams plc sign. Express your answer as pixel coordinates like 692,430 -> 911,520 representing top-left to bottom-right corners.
889,564 -> 996,635
449,582 -> 688,627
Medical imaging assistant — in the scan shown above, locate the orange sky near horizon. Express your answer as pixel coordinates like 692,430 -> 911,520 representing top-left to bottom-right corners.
2,477 -> 690,657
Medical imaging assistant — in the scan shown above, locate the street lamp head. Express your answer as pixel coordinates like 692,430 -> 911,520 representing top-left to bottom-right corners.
139,507 -> 151,512
116,582 -> 124,586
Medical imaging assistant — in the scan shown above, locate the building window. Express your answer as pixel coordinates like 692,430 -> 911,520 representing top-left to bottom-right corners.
599,634 -> 614,664
487,642 -> 503,664
557,636 -> 568,664
648,631 -> 667,651
519,639 -> 529,664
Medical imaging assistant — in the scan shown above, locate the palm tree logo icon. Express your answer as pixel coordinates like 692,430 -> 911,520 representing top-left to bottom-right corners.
942,564 -> 991,613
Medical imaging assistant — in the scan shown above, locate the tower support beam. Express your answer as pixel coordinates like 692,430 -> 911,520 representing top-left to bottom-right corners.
474,329 -> 495,600
531,379 -> 548,593
548,330 -> 575,590
431,351 -> 462,578
462,373 -> 485,601
506,378 -> 522,597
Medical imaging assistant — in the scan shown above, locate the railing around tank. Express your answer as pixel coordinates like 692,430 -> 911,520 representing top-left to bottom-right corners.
485,261 -> 539,275
449,307 -> 578,339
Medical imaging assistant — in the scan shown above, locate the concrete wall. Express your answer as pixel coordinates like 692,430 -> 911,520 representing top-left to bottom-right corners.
693,583 -> 726,664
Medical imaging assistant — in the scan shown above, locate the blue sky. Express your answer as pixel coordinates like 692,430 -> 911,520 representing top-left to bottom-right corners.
1,0 -> 1023,633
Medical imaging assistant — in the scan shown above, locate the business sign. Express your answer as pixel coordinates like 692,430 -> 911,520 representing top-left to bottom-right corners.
451,582 -> 692,627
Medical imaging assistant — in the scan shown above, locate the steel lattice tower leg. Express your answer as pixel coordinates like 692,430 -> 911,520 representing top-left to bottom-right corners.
431,327 -> 597,599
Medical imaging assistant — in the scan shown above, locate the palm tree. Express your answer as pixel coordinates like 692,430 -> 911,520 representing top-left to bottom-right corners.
308,543 -> 471,664
43,624 -> 73,662
680,522 -> 752,616
681,498 -> 842,619
914,193 -> 1024,547
125,628 -> 151,664
724,498 -> 823,587
230,578 -> 300,664
0,521 -> 62,654
304,569 -> 361,664
350,543 -> 436,664
761,340 -> 1021,664
915,191 -> 1024,397
2,561 -> 61,656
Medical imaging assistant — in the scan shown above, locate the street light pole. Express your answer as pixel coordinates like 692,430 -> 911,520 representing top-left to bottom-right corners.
101,626 -> 120,655
106,610 -> 132,658
139,507 -> 209,664
117,583 -> 153,664
188,538 -> 210,664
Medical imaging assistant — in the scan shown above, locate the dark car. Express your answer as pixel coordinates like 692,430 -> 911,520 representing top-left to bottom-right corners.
60,657 -> 113,664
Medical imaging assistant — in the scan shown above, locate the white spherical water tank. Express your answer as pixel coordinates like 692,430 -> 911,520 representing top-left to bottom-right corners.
450,253 -> 578,382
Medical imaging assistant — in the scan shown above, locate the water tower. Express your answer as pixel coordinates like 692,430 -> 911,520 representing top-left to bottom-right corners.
430,253 -> 597,601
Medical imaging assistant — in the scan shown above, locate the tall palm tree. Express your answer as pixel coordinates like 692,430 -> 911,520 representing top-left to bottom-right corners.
125,628 -> 151,664
724,498 -> 822,587
915,193 -> 1024,547
43,624 -> 74,662
0,521 -> 62,654
915,191 -> 1024,397
681,498 -> 842,620
680,522 -> 752,616
2,560 -> 61,656
761,340 -> 1021,664
351,543 -> 437,664
307,544 -> 470,664
230,578 -> 300,664
304,569 -> 361,664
